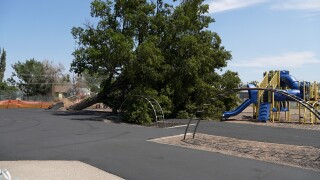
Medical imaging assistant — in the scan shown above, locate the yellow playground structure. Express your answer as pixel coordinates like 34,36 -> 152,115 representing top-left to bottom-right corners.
223,70 -> 320,124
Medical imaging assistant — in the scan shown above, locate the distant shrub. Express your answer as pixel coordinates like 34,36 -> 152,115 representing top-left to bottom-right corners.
176,110 -> 190,119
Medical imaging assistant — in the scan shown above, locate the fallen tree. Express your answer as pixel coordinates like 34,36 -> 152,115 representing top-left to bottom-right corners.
68,0 -> 241,123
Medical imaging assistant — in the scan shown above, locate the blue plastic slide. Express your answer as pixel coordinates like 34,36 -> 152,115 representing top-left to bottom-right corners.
222,99 -> 252,119
280,70 -> 299,89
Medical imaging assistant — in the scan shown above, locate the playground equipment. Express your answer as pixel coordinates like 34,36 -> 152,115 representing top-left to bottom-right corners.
223,70 -> 320,124
118,95 -> 165,125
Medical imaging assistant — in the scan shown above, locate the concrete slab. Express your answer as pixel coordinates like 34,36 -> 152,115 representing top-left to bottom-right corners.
0,161 -> 123,180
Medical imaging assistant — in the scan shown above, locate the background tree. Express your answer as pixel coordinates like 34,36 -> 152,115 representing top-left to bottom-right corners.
249,81 -> 259,86
42,60 -> 69,86
69,0 -> 241,123
0,48 -> 17,100
0,48 -> 6,82
79,70 -> 104,94
11,59 -> 67,96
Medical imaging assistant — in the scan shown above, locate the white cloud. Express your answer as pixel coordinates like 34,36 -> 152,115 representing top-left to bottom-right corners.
271,0 -> 320,12
230,51 -> 320,68
207,0 -> 320,14
207,0 -> 267,13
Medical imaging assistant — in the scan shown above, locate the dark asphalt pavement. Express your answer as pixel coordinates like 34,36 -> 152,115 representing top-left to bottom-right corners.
0,109 -> 319,180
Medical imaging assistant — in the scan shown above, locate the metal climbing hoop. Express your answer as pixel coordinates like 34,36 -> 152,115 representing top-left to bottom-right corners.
118,95 -> 165,125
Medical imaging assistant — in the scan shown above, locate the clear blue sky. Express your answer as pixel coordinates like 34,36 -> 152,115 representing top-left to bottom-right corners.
1,0 -> 320,84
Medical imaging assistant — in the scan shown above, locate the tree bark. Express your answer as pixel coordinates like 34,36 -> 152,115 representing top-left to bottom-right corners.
67,94 -> 101,110
67,77 -> 127,111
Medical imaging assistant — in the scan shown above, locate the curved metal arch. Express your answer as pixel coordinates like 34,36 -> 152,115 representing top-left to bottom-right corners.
118,95 -> 165,125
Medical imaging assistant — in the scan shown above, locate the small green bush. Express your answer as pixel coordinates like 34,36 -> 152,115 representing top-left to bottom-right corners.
120,87 -> 173,125
122,98 -> 153,125
176,110 -> 190,119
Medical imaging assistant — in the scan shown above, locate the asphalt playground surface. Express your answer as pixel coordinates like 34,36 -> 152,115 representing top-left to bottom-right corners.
0,109 -> 319,180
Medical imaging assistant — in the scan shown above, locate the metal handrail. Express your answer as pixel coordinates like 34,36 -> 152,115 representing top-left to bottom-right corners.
183,110 -> 205,140
183,117 -> 201,140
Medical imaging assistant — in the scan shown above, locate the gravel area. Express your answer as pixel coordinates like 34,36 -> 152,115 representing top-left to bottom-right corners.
150,134 -> 320,172
227,120 -> 320,131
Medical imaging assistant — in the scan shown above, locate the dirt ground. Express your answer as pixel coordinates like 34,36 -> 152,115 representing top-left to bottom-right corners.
151,106 -> 320,172
150,133 -> 320,172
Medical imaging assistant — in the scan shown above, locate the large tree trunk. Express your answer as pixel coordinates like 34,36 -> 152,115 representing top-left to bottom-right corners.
67,94 -> 101,110
67,78 -> 128,111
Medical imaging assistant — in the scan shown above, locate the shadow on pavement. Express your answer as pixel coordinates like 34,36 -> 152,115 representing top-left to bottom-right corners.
51,110 -> 121,123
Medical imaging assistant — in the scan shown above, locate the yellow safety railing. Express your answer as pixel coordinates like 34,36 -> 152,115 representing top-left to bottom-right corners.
269,71 -> 280,88
316,82 -> 319,100
258,71 -> 269,98
310,81 -> 318,100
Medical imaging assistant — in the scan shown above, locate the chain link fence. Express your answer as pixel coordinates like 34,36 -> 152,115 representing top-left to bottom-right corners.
0,90 -> 54,102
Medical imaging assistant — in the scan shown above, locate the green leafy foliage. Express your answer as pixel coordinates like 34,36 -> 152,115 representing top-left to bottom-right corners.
0,82 -> 16,91
219,70 -> 241,111
122,98 -> 153,125
0,81 -> 17,100
11,59 -> 51,96
176,110 -> 190,119
120,87 -> 172,124
11,59 -> 67,96
0,48 -> 15,99
71,0 -> 241,123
